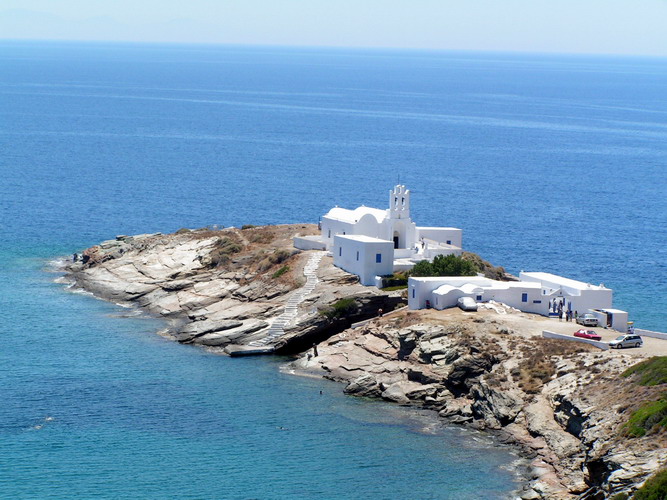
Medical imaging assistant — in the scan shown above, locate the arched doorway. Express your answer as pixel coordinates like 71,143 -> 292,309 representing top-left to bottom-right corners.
393,231 -> 400,249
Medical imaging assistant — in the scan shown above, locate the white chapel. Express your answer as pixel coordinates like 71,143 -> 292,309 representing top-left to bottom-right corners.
294,185 -> 463,285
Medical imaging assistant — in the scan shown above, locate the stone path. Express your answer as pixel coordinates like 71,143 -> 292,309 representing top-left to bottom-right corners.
248,251 -> 325,347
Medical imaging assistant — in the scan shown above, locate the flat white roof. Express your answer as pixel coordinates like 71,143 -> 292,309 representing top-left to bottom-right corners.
410,276 -> 492,283
505,281 -> 542,289
335,234 -> 391,244
410,276 -> 541,291
417,226 -> 462,231
521,272 -> 608,291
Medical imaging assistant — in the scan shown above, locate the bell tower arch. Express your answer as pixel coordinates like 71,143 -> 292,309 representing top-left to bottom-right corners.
389,184 -> 410,220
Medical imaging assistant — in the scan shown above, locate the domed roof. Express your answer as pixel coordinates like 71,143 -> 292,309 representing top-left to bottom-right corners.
324,206 -> 387,224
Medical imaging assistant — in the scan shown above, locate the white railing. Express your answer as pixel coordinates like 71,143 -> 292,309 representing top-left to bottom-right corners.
542,330 -> 609,350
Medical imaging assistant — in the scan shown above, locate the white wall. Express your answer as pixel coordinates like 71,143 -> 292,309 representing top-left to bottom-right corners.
293,236 -> 326,251
409,277 -> 548,315
417,227 -> 462,248
520,272 -> 613,316
321,217 -> 356,249
543,330 -> 609,350
433,288 -> 463,309
589,309 -> 628,332
321,212 -> 386,250
333,235 -> 393,286
482,286 -> 547,315
423,246 -> 463,260
409,277 -> 443,309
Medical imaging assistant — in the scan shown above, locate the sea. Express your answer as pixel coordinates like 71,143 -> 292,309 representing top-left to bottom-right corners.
1,41 -> 666,499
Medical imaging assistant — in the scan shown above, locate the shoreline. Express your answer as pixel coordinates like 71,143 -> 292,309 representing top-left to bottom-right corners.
281,360 -> 534,499
57,226 -> 666,499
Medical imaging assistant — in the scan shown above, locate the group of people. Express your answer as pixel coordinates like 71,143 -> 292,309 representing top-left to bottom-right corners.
560,309 -> 578,322
549,298 -> 578,322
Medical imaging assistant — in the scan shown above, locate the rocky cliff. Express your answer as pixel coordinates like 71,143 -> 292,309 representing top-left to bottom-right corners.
63,225 -> 665,499
64,224 -> 404,352
289,309 -> 666,499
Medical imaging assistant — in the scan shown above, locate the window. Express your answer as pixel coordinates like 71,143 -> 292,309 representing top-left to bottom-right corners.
521,293 -> 528,303
446,240 -> 451,245
356,251 -> 359,261
476,295 -> 482,301
343,231 -> 345,235
412,289 -> 415,298
533,300 -> 542,304
375,253 -> 382,263
339,247 -> 342,257
328,230 -> 331,238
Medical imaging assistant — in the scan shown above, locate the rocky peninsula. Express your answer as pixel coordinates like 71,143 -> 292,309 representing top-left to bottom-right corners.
62,225 -> 666,500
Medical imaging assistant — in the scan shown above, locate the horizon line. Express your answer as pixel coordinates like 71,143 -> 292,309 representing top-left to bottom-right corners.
2,37 -> 667,60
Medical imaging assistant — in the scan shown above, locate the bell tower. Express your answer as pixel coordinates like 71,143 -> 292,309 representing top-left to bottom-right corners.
389,184 -> 410,220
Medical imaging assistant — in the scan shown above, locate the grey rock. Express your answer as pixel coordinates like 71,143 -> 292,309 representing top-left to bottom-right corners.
344,374 -> 382,398
381,382 -> 411,405
471,378 -> 523,426
161,279 -> 194,291
178,319 -> 243,337
446,353 -> 496,393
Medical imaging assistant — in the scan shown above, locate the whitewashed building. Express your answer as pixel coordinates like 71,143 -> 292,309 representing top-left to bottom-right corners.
408,276 -> 546,314
408,272 -> 628,330
294,185 -> 463,285
333,235 -> 393,286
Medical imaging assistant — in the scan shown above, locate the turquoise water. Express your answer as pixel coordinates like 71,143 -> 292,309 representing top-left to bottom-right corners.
1,41 -> 666,498
0,252 -> 519,499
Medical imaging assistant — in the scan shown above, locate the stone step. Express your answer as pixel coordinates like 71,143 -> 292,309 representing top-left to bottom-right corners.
252,250 -> 324,347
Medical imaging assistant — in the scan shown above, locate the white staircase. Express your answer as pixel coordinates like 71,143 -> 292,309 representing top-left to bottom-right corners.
248,251 -> 324,347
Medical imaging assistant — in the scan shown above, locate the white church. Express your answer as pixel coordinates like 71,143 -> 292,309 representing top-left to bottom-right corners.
294,185 -> 463,285
293,184 -> 630,331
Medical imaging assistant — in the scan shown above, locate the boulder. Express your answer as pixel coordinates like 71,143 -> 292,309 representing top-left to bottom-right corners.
380,382 -> 411,405
439,398 -> 473,418
178,319 -> 243,338
446,353 -> 496,394
471,379 -> 523,427
525,397 -> 583,459
397,329 -> 417,360
344,374 -> 382,398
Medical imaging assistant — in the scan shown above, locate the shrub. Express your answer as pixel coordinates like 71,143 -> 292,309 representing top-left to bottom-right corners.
622,357 -> 667,386
272,265 -> 289,279
382,271 -> 409,289
241,224 -> 256,230
320,298 -> 358,320
622,394 -> 667,437
258,249 -> 296,272
409,254 -> 478,277
461,251 -> 507,280
633,468 -> 667,500
175,228 -> 191,234
515,339 -> 593,393
249,230 -> 276,244
206,236 -> 243,267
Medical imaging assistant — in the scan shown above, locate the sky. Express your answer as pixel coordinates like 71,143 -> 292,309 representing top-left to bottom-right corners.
1,0 -> 667,56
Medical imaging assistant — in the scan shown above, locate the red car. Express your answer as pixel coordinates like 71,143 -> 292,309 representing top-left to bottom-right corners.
574,329 -> 602,341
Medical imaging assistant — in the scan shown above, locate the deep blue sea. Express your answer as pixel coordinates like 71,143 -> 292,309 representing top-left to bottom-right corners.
1,41 -> 666,498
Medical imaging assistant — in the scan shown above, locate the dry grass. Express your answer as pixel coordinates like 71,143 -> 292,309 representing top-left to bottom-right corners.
514,339 -> 595,394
